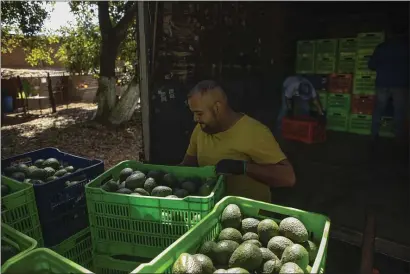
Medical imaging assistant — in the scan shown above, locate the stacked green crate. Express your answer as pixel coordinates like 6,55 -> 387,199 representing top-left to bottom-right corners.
327,111 -> 349,131
296,40 -> 315,73
315,39 -> 337,74
353,32 -> 384,95
348,114 -> 372,135
337,38 -> 356,73
326,93 -> 350,132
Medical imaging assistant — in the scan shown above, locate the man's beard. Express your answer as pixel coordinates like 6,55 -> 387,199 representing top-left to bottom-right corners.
200,123 -> 219,134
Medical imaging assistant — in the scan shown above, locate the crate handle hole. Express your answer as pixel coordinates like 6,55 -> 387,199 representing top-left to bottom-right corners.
258,209 -> 289,221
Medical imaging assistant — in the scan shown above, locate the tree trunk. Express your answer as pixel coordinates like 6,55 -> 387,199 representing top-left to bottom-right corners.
108,79 -> 140,125
47,73 -> 57,113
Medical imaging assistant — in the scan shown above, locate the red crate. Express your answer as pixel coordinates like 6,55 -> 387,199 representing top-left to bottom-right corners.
282,117 -> 326,144
351,95 -> 375,115
328,73 -> 353,94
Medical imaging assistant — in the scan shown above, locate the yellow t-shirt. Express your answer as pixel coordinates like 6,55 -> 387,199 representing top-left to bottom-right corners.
186,115 -> 287,202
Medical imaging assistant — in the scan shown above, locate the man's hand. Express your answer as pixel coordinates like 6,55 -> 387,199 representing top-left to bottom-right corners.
318,111 -> 326,124
215,159 -> 247,175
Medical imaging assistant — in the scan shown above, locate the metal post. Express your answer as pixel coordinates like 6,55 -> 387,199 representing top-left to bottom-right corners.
137,1 -> 151,162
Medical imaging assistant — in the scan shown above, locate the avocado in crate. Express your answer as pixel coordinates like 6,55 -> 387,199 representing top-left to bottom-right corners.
86,161 -> 225,258
1,223 -> 37,267
132,196 -> 330,274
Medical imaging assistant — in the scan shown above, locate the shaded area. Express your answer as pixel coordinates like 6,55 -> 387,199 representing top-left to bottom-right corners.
1,103 -> 142,169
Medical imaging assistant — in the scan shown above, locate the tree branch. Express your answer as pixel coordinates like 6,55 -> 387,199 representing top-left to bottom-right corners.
113,2 -> 137,40
98,2 -> 112,35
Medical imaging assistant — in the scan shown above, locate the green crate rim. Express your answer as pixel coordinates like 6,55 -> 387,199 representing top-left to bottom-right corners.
132,196 -> 331,274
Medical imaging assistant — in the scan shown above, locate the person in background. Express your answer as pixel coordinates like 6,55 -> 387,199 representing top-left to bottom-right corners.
181,80 -> 296,203
275,75 -> 325,136
368,25 -> 409,145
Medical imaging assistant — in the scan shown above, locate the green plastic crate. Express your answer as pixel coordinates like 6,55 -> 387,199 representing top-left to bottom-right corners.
297,40 -> 315,56
327,111 -> 349,131
132,196 -> 331,274
1,248 -> 91,273
327,93 -> 351,114
353,74 -> 376,95
315,56 -> 336,74
379,116 -> 394,138
85,161 -> 225,258
1,223 -> 37,267
51,227 -> 93,270
357,32 -> 384,50
311,92 -> 328,112
316,39 -> 338,56
1,176 -> 43,246
337,54 -> 356,73
348,114 -> 372,135
93,253 -> 150,274
296,55 -> 315,74
355,49 -> 377,75
338,38 -> 357,54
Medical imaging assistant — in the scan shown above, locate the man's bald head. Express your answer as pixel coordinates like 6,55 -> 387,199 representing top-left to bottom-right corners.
187,80 -> 232,134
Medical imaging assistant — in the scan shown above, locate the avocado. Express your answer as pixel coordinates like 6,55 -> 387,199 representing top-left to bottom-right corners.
16,164 -> 29,175
101,179 -> 119,192
31,180 -> 45,185
198,182 -> 214,197
228,242 -> 263,272
116,188 -> 133,194
242,232 -> 259,242
172,253 -> 203,274
118,181 -> 126,189
281,244 -> 309,270
4,166 -> 18,176
267,236 -> 294,258
193,254 -> 214,274
257,219 -> 279,246
304,265 -> 312,274
226,268 -> 250,274
46,176 -> 58,182
204,177 -> 217,187
143,177 -> 157,193
279,262 -> 304,274
243,240 -> 262,248
214,269 -> 227,274
43,167 -> 56,178
65,181 -> 80,187
241,218 -> 260,234
125,173 -> 146,190
174,188 -> 189,198
1,184 -> 10,196
181,181 -> 197,194
54,169 -> 68,177
218,228 -> 242,244
163,173 -> 178,188
166,195 -> 179,198
65,166 -> 75,173
198,241 -> 218,261
134,188 -> 150,196
43,158 -> 60,170
151,186 -> 173,197
1,244 -> 19,265
260,248 -> 279,264
213,240 -> 239,266
221,204 -> 242,230
10,172 -> 25,181
131,193 -> 141,196
147,170 -> 164,182
34,159 -> 45,168
31,169 -> 49,180
279,217 -> 308,244
301,240 -> 318,264
23,179 -> 31,184
262,258 -> 282,274
119,167 -> 134,182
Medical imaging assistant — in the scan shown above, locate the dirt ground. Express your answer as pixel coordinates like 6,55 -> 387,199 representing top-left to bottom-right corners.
1,103 -> 142,169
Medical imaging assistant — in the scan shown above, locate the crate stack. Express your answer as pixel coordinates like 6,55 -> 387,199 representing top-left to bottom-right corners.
296,40 -> 315,74
326,74 -> 353,131
337,38 -> 357,73
315,39 -> 338,74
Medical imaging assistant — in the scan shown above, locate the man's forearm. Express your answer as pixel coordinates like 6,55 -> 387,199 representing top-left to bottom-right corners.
312,98 -> 324,115
245,160 -> 296,188
181,154 -> 198,167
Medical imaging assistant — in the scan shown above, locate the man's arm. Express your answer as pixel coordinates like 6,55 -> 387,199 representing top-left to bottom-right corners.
312,97 -> 324,115
181,154 -> 198,167
246,159 -> 295,187
368,44 -> 382,71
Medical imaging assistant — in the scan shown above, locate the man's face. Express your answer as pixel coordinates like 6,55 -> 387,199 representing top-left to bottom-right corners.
188,92 -> 220,134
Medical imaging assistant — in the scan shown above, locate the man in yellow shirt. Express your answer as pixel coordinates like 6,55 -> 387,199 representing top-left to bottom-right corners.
182,80 -> 296,203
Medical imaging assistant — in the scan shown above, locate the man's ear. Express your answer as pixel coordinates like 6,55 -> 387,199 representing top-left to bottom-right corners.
213,101 -> 222,114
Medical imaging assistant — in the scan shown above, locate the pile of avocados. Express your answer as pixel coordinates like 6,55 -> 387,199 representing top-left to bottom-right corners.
101,167 -> 217,198
1,241 -> 19,266
3,158 -> 80,187
172,204 -> 319,274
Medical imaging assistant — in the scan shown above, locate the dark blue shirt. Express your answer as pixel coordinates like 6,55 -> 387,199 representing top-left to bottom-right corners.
368,38 -> 409,88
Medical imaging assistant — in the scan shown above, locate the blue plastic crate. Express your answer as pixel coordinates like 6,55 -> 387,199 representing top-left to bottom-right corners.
1,147 -> 104,247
